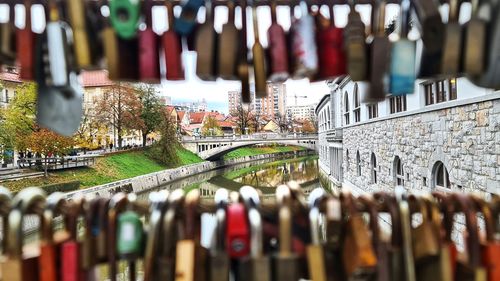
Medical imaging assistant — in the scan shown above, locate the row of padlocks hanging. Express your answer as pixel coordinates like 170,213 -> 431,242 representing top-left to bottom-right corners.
0,184 -> 498,281
3,0 -> 499,136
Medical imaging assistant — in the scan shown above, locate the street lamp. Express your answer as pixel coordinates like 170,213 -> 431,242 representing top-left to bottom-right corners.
244,127 -> 249,136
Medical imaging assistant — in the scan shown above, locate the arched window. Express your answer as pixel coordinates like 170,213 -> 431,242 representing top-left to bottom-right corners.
353,84 -> 361,122
326,106 -> 331,129
433,161 -> 451,189
344,92 -> 350,125
356,151 -> 361,176
394,156 -> 404,186
371,153 -> 377,184
346,149 -> 350,173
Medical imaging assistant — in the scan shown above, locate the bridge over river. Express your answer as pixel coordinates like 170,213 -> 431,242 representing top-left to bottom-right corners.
182,133 -> 318,160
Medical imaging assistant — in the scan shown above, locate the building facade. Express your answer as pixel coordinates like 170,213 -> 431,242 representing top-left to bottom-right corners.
253,83 -> 287,118
286,104 -> 316,121
317,77 -> 499,196
0,68 -> 22,108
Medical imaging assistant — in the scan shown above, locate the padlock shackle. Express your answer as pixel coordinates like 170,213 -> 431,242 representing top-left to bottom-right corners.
276,185 -> 293,255
185,189 -> 200,240
143,191 -> 169,281
166,0 -> 175,29
308,188 -> 325,246
41,192 -> 69,244
358,195 -> 381,247
144,0 -> 154,27
0,186 -> 12,216
431,192 -> 454,243
373,192 -> 403,247
470,195 -> 495,243
240,185 -> 263,257
160,189 -> 184,258
227,0 -> 236,23
7,187 -> 46,258
270,0 -> 277,23
399,0 -> 411,38
448,0 -> 459,22
213,188 -> 228,253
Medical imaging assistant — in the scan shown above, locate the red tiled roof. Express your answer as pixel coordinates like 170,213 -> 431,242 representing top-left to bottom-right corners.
80,70 -> 114,87
218,121 -> 235,128
189,112 -> 206,124
0,71 -> 22,83
166,106 -> 176,114
178,111 -> 186,120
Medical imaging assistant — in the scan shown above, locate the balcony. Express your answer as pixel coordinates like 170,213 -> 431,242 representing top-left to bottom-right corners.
326,128 -> 343,141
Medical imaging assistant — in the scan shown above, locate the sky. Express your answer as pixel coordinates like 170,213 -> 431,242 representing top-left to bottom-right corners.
0,2 -> 472,114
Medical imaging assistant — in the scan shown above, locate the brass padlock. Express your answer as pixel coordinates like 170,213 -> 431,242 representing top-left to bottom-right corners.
1,188 -> 46,281
463,0 -> 487,77
0,187 -> 12,281
238,0 -> 251,103
0,3 -> 16,66
218,0 -> 239,80
208,189 -> 230,281
251,0 -> 268,98
195,0 -> 217,81
441,0 -> 463,76
306,188 -> 327,281
67,0 -> 92,69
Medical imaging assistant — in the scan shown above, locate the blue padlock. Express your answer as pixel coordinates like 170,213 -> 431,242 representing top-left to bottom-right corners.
174,0 -> 205,36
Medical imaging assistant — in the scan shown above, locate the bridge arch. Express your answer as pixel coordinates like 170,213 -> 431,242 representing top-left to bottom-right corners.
205,141 -> 316,161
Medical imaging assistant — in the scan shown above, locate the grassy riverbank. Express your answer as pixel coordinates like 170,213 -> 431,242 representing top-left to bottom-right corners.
3,148 -> 204,192
223,145 -> 306,160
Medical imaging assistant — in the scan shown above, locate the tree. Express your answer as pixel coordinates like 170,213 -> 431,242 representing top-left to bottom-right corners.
202,116 -> 223,136
275,113 -> 291,133
146,111 -> 180,167
94,83 -> 143,149
135,84 -> 163,146
27,128 -> 74,176
231,104 -> 255,134
0,83 -> 37,152
74,108 -> 107,151
302,118 -> 317,133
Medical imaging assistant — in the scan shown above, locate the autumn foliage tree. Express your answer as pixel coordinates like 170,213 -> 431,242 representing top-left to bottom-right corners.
135,84 -> 163,146
146,110 -> 180,167
27,128 -> 74,176
202,116 -> 223,136
231,104 -> 255,134
94,83 -> 143,149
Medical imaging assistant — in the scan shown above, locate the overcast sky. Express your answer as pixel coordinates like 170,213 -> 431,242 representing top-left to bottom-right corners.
1,2 -> 471,114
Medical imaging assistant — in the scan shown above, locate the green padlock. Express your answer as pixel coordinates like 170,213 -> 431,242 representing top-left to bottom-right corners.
117,210 -> 144,258
109,0 -> 141,39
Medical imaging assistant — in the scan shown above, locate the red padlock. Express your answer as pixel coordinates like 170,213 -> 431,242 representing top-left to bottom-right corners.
226,202 -> 250,258
139,0 -> 160,83
316,5 -> 346,80
162,0 -> 184,80
60,198 -> 85,281
17,0 -> 35,80
267,0 -> 289,82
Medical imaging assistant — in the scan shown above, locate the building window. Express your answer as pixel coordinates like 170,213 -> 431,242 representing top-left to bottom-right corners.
394,156 -> 404,186
389,95 -> 407,114
367,104 -> 378,119
370,153 -> 377,184
353,84 -> 361,123
344,92 -> 350,125
326,106 -> 331,129
346,149 -> 350,173
5,89 -> 9,103
356,151 -> 361,176
425,79 -> 457,105
433,161 -> 451,189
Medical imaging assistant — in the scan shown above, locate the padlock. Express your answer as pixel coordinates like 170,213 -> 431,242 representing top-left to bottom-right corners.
432,192 -> 458,280
441,0 -> 462,76
218,0 -> 239,80
239,186 -> 271,281
84,0 -> 105,66
86,198 -> 110,281
67,0 -> 92,69
273,185 -> 300,281
463,0 -> 487,77
267,0 -> 289,82
366,0 -> 390,103
226,200 -> 250,258
163,0 -> 184,81
0,187 -> 12,280
17,0 -> 35,80
109,193 -> 146,281
251,0 -> 267,98
208,189 -> 230,281
39,192 -> 72,281
143,191 -> 169,281
109,0 -> 140,39
474,1 -> 500,88
237,0 -> 251,103
175,189 -> 208,281
195,0 -> 217,81
414,0 -> 444,78
60,197 -> 85,281
396,190 -> 417,281
389,0 -> 416,95
345,0 -> 367,81
291,1 -> 318,79
156,189 -> 184,280
175,0 -> 204,36
139,0 -> 160,83
117,37 -> 140,81
358,195 -> 389,281
342,191 -> 377,279
36,0 -> 84,137
323,195 -> 345,281
1,187 -> 46,281
470,195 -> 500,281
0,3 -> 16,66
101,0 -> 120,80
306,188 -> 327,281
316,5 -> 346,80
452,194 -> 487,281
408,195 -> 439,261
416,195 -> 453,281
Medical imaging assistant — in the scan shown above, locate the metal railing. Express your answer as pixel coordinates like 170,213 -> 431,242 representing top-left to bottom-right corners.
17,155 -> 100,170
182,133 -> 318,142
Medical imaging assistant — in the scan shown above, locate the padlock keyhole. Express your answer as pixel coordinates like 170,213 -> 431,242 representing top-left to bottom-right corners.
117,8 -> 130,22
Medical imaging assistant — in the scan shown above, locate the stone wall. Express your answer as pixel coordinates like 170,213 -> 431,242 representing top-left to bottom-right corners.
342,99 -> 499,195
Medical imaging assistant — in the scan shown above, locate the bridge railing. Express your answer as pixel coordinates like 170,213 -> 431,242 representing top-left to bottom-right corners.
182,133 -> 317,142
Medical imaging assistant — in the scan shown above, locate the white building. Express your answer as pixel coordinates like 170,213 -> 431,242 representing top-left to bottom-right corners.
286,104 -> 316,121
317,76 -> 499,195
